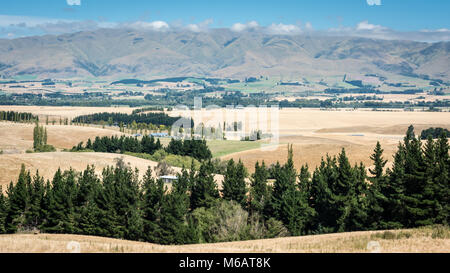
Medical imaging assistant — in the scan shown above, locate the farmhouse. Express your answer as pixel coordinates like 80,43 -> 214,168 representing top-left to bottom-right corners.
151,132 -> 169,137
159,175 -> 178,184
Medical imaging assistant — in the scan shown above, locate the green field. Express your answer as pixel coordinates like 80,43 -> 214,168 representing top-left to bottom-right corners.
156,138 -> 263,158
207,140 -> 263,157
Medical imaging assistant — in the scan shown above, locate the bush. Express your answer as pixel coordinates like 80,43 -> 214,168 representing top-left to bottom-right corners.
190,200 -> 250,243
265,218 -> 290,238
124,150 -> 200,169
34,144 -> 56,153
431,225 -> 449,239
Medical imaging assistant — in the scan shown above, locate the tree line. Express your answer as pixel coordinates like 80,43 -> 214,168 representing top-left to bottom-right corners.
72,135 -> 162,155
33,122 -> 55,153
0,111 -> 38,123
72,112 -> 186,127
72,136 -> 212,161
165,138 -> 212,161
0,126 -> 448,244
421,127 -> 450,140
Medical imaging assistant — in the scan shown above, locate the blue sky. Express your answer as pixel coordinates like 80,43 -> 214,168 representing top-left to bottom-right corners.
1,0 -> 449,41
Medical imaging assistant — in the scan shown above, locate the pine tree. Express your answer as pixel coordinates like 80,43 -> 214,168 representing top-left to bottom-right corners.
142,167 -> 165,242
0,186 -> 7,234
434,133 -> 450,224
402,127 -> 429,227
270,145 -> 297,220
25,170 -> 45,230
268,145 -> 313,235
367,142 -> 388,229
41,169 -> 72,233
249,161 -> 270,217
190,160 -> 219,210
222,159 -> 248,208
334,148 -> 358,232
75,165 -> 101,235
96,166 -> 122,238
384,143 -> 407,228
159,185 -> 192,244
310,155 -> 340,233
5,164 -> 31,233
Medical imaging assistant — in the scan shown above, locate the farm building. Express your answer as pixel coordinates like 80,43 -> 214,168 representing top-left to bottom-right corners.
159,175 -> 178,184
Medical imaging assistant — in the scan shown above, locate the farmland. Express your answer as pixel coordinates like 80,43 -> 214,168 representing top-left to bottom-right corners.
0,226 -> 448,253
1,107 -> 450,184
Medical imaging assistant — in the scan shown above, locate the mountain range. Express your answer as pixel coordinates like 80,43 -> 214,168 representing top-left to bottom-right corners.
0,28 -> 449,81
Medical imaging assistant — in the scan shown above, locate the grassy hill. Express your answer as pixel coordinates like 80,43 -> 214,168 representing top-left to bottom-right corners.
0,226 -> 448,253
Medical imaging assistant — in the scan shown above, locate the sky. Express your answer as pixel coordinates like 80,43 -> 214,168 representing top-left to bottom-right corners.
0,0 -> 449,42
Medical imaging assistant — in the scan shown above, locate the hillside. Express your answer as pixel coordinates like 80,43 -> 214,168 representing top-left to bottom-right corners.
0,29 -> 449,81
0,226 -> 448,253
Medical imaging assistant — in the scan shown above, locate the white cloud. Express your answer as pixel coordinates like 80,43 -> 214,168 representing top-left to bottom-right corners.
366,0 -> 381,6
0,13 -> 449,42
356,20 -> 386,31
266,23 -> 301,35
67,0 -> 81,6
327,21 -> 450,42
231,21 -> 259,32
186,19 -> 213,32
124,21 -> 170,31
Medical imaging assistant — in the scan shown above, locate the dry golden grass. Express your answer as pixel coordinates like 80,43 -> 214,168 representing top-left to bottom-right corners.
0,152 -> 224,191
203,108 -> 450,171
0,106 -> 134,120
0,227 -> 447,253
0,122 -> 126,152
0,152 -> 159,187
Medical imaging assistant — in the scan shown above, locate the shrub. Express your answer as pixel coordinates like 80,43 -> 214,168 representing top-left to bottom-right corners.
431,225 -> 449,239
34,144 -> 56,153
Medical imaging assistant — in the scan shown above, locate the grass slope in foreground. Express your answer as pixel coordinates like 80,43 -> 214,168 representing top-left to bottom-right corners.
0,226 -> 448,253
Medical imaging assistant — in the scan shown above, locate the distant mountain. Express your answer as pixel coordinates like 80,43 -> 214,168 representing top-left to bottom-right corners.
0,28 -> 448,81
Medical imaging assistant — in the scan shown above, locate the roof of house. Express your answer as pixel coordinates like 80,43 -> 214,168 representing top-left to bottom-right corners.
159,175 -> 178,180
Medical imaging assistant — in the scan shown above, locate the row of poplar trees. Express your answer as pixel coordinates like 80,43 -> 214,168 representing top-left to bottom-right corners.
0,126 -> 448,243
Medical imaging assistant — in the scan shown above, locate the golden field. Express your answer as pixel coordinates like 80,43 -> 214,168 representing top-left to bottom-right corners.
1,107 -> 450,184
0,152 -> 161,187
0,152 -> 224,190
0,122 -> 126,153
0,105 -> 134,120
174,108 -> 450,171
0,226 -> 448,253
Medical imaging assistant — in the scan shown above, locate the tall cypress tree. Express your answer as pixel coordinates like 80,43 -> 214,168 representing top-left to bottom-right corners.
434,133 -> 450,224
222,159 -> 248,208
75,165 -> 101,235
270,145 -> 297,220
367,142 -> 388,229
142,167 -> 165,242
159,181 -> 192,244
0,186 -> 6,234
41,168 -> 77,233
97,166 -> 122,238
25,170 -> 45,230
310,156 -> 339,233
384,143 -> 407,228
6,164 -> 30,233
249,161 -> 270,217
402,126 -> 429,227
190,160 -> 219,210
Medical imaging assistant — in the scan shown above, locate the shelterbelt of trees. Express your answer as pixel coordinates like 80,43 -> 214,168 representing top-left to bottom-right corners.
72,136 -> 212,161
0,111 -> 38,123
0,126 -> 448,244
72,112 -> 189,128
